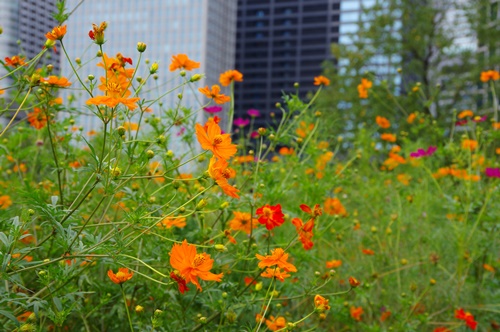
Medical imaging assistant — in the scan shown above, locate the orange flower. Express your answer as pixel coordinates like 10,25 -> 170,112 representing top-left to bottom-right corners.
349,276 -> 361,288
350,306 -> 364,321
480,70 -> 500,82
292,217 -> 314,250
68,161 -> 82,168
458,110 -> 474,119
397,173 -> 411,186
256,248 -> 297,272
157,216 -> 187,229
0,195 -> 13,209
324,198 -> 347,217
45,25 -> 67,41
461,139 -> 478,151
87,74 -> 140,110
296,121 -> 314,138
169,54 -> 200,71
313,75 -> 330,86
123,122 -> 139,131
279,147 -> 294,155
265,316 -> 287,331
229,211 -> 258,234
362,248 -> 375,255
198,85 -> 231,104
493,122 -> 500,130
261,267 -> 291,282
256,204 -> 285,230
13,163 -> 27,173
219,69 -> 243,86
195,118 -> 237,160
4,55 -> 26,67
40,76 -> 71,87
27,107 -> 48,129
169,239 -> 223,291
107,267 -> 134,284
17,311 -> 33,322
89,22 -> 107,44
380,311 -> 391,322
358,78 -> 372,98
208,156 -> 240,198
314,295 -> 331,312
407,113 -> 416,124
483,264 -> 495,272
376,116 -> 391,129
326,259 -> 342,268
381,133 -> 397,142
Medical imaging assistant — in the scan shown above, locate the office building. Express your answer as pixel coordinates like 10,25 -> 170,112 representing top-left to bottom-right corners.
60,0 -> 237,132
234,0 -> 343,126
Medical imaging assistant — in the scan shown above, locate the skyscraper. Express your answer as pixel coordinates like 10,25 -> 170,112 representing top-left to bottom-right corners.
60,0 -> 237,131
0,0 -> 60,85
234,0 -> 342,126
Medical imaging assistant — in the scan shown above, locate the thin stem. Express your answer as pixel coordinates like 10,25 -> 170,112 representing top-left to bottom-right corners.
120,284 -> 134,332
60,41 -> 93,97
0,87 -> 32,137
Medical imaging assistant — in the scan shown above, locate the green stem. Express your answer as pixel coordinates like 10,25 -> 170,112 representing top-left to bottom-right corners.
60,41 -> 93,97
120,284 -> 134,332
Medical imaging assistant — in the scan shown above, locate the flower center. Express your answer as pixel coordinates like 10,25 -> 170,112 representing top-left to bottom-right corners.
116,271 -> 126,279
263,207 -> 272,218
193,254 -> 205,267
222,169 -> 231,179
213,135 -> 223,145
106,82 -> 122,97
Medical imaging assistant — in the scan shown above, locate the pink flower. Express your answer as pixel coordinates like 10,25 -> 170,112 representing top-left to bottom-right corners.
485,167 -> 500,178
204,106 -> 223,113
177,127 -> 186,136
234,118 -> 250,127
250,131 -> 259,138
247,109 -> 261,117
473,115 -> 487,123
410,146 -> 437,158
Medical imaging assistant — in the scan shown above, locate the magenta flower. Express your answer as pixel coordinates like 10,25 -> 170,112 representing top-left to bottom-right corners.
177,127 -> 186,136
473,115 -> 487,123
250,131 -> 259,138
234,118 -> 250,127
247,109 -> 261,117
410,146 -> 437,158
455,120 -> 468,126
485,167 -> 500,178
204,106 -> 223,113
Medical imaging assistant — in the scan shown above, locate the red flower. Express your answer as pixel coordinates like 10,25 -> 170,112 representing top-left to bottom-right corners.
256,204 -> 285,230
455,308 -> 477,330
170,271 -> 189,294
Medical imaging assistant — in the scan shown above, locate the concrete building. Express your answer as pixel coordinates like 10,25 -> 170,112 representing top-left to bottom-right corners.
60,0 -> 237,132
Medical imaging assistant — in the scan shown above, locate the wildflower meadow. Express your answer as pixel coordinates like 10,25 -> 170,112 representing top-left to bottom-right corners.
1,4 -> 499,332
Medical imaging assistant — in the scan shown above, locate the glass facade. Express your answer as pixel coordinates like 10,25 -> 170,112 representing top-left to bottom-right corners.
235,0 -> 342,126
60,0 -> 237,132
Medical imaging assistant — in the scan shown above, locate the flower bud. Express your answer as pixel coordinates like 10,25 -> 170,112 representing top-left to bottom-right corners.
44,39 -> 56,49
88,74 -> 95,81
47,64 -> 53,72
137,42 -> 147,53
190,74 -> 202,82
117,126 -> 126,136
75,57 -> 81,65
258,127 -> 267,135
214,244 -> 227,252
135,305 -> 144,313
150,62 -> 158,74
146,150 -> 155,159
196,199 -> 207,210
